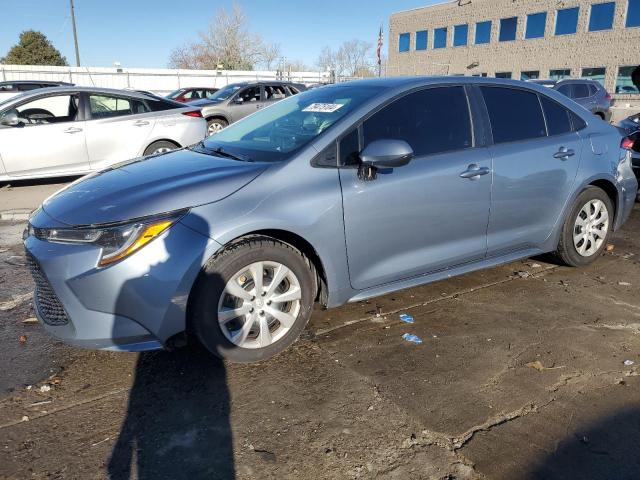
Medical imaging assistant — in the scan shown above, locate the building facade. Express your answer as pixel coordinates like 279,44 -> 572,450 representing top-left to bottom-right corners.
388,0 -> 640,103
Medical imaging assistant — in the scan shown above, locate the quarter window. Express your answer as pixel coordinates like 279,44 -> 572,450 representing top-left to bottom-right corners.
454,24 -> 469,46
480,87 -> 546,144
525,12 -> 547,39
363,86 -> 472,157
627,0 -> 640,27
434,27 -> 448,48
540,96 -> 572,136
499,17 -> 518,41
475,20 -> 492,44
555,7 -> 580,35
399,33 -> 411,52
589,2 -> 616,31
416,30 -> 428,50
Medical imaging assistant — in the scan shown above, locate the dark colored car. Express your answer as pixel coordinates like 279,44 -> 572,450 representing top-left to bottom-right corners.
531,79 -> 612,121
618,112 -> 640,196
0,80 -> 74,102
166,87 -> 219,103
187,81 -> 306,135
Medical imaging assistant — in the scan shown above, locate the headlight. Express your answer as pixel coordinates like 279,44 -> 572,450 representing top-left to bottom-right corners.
31,210 -> 187,267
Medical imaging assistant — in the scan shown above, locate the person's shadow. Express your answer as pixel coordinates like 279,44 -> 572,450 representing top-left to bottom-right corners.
107,214 -> 235,479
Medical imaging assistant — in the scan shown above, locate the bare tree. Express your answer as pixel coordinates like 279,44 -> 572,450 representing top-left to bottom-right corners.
315,40 -> 375,77
284,59 -> 308,72
259,42 -> 281,70
168,3 -> 265,70
316,46 -> 335,72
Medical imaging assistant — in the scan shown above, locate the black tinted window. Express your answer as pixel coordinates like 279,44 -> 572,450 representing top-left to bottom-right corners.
570,111 -> 587,131
339,128 -> 360,166
573,83 -> 590,98
363,86 -> 472,157
145,99 -> 175,111
481,87 -> 546,143
557,84 -> 572,97
540,96 -> 572,136
17,83 -> 42,91
588,84 -> 598,96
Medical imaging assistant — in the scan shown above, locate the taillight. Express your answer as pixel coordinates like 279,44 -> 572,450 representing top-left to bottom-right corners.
182,110 -> 203,118
621,136 -> 635,151
605,93 -> 612,102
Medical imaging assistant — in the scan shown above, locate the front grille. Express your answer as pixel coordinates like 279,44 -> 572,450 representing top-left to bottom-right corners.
25,252 -> 69,326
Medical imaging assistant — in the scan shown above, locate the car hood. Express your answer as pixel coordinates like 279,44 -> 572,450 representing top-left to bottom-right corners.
42,149 -> 268,226
188,98 -> 223,107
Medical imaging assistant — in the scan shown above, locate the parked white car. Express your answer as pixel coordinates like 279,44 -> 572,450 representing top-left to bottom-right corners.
0,80 -> 74,103
0,86 -> 207,181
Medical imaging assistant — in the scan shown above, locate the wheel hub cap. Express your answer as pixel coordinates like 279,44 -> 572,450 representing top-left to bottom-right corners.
217,261 -> 302,349
573,199 -> 609,257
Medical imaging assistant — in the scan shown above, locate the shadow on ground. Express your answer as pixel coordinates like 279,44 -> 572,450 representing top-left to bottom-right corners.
531,407 -> 640,479
107,346 -> 234,480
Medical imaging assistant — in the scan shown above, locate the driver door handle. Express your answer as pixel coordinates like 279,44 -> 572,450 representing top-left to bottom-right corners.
63,127 -> 83,134
459,164 -> 491,180
553,147 -> 575,159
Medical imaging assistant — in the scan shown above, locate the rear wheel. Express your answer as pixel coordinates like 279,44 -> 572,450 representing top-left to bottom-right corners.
191,236 -> 316,363
143,140 -> 178,156
555,187 -> 613,267
207,118 -> 228,135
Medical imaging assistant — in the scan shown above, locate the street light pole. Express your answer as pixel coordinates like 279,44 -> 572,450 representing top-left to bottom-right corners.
70,0 -> 81,66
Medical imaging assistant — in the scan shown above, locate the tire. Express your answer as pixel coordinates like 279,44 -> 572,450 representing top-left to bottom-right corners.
207,118 -> 228,135
143,140 -> 178,156
191,236 -> 316,363
554,186 -> 613,267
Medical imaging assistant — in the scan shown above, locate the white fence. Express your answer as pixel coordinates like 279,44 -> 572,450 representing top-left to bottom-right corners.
0,64 -> 331,95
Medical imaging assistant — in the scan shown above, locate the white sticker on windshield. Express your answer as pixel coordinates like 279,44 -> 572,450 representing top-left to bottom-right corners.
302,103 -> 344,113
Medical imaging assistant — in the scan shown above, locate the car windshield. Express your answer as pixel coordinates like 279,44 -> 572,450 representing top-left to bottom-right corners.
166,89 -> 185,98
196,84 -> 385,162
206,84 -> 244,100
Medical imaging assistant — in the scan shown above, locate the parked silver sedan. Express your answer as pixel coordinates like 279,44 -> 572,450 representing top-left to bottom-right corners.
0,87 -> 207,181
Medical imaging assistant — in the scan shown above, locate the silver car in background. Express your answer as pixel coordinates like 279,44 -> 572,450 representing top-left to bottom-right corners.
531,79 -> 612,121
0,87 -> 207,181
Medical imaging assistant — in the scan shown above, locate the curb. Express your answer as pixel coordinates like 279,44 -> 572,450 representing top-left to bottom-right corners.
0,210 -> 31,222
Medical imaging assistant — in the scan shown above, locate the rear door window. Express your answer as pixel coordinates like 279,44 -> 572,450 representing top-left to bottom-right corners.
89,94 -> 147,119
264,85 -> 287,101
572,83 -> 590,99
363,86 -> 472,157
237,86 -> 261,102
540,96 -> 572,136
480,86 -> 546,144
557,84 -> 573,97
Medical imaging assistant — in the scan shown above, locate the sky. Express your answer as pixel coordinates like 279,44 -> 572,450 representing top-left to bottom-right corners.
0,0 -> 442,69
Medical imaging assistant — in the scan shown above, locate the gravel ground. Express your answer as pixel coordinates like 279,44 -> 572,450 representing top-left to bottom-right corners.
0,205 -> 639,479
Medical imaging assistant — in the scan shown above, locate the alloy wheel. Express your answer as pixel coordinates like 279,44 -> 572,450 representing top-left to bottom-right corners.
208,122 -> 225,135
217,261 -> 302,349
573,199 -> 609,257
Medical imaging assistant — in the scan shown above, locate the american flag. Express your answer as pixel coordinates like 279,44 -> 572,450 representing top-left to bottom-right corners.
377,25 -> 383,66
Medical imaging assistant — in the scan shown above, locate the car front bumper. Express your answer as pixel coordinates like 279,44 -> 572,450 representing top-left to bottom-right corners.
24,209 -> 220,351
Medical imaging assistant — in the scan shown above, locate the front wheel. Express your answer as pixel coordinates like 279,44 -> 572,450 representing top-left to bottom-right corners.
554,186 -> 613,267
207,118 -> 228,135
191,237 -> 316,363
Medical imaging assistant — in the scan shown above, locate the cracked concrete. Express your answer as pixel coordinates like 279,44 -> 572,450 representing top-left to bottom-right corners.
1,204 -> 639,479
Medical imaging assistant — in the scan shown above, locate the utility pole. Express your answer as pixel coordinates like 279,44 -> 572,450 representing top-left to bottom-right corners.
70,0 -> 81,66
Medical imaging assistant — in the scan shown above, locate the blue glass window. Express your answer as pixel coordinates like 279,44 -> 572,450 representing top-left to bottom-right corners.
495,72 -> 512,79
628,0 -> 640,27
520,70 -> 540,80
475,21 -> 492,44
416,30 -> 428,50
525,12 -> 547,38
556,7 -> 580,35
549,69 -> 571,80
434,27 -> 447,48
589,2 -> 615,31
499,17 -> 518,41
582,67 -> 606,86
454,24 -> 469,46
399,33 -> 410,52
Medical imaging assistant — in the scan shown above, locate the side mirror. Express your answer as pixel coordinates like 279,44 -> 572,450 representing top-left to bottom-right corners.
360,139 -> 414,168
233,97 -> 244,104
0,112 -> 19,127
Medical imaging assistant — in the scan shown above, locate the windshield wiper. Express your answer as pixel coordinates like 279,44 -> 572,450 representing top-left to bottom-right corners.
193,142 -> 252,162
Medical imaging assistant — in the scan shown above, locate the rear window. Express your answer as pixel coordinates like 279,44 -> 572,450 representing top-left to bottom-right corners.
145,98 -> 177,111
481,87 -> 546,144
540,96 -> 572,136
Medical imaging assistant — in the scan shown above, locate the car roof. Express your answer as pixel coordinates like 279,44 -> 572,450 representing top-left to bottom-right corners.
4,85 -> 165,101
0,80 -> 72,85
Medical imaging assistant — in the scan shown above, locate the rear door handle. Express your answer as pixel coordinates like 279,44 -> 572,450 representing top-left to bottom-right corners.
133,120 -> 150,126
63,127 -> 83,134
460,164 -> 491,180
553,147 -> 575,159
